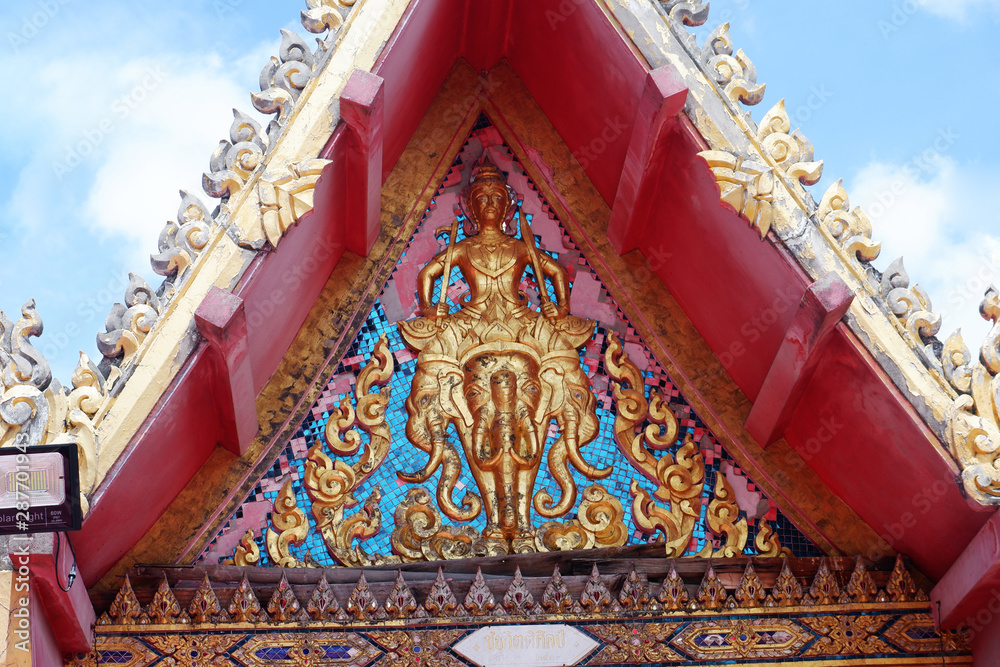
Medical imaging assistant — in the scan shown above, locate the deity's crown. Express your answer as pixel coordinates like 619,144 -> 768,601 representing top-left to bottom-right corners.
469,159 -> 505,189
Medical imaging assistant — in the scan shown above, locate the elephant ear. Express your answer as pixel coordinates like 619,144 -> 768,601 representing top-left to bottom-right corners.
535,366 -> 565,424
438,369 -> 474,428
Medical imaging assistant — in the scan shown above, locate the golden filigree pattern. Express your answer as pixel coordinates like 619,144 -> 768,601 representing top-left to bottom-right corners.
366,629 -> 466,667
657,562 -> 690,611
580,564 -> 618,613
754,518 -> 791,557
672,617 -> 808,661
501,566 -> 538,615
944,287 -> 1000,503
885,554 -> 928,602
228,529 -> 261,567
619,567 -> 656,611
98,574 -> 142,626
142,575 -> 190,625
424,567 -> 460,617
816,179 -> 881,266
735,562 -> 766,608
800,614 -> 893,656
306,575 -> 346,621
385,571 -> 423,619
228,574 -> 268,623
541,565 -> 576,613
346,571 -> 385,620
698,150 -> 774,237
695,566 -> 728,611
463,568 -> 498,616
301,336 -> 396,565
267,573 -> 306,622
768,559 -> 804,607
188,574 -> 231,624
756,99 -> 823,186
266,478 -> 313,568
698,473 -> 748,557
257,158 -> 332,246
586,622 -> 683,663
808,558 -> 842,606
841,557 -> 878,604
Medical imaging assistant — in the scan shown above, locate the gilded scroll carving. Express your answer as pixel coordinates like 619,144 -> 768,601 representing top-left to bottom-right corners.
96,273 -> 162,372
150,190 -> 214,289
879,256 -> 944,371
943,287 -> 1000,502
265,479 -> 313,568
660,0 -> 709,27
756,99 -> 823,186
1,303 -> 103,513
816,179 -> 882,266
253,29 -> 316,145
203,109 -> 268,202
698,150 -> 774,237
258,158 -> 331,247
699,24 -> 766,107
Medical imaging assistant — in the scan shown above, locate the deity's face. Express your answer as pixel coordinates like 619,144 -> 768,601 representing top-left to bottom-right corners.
467,181 -> 510,230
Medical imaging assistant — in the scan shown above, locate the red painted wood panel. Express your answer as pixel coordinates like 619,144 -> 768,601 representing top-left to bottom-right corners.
76,348 -> 221,584
783,329 -> 990,579
238,160 -> 343,393
507,0 -> 647,202
374,0 -> 465,181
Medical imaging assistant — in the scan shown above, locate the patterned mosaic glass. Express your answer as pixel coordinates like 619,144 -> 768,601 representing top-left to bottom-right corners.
197,115 -> 822,566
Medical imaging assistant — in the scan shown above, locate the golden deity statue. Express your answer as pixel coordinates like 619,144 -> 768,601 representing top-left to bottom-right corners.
396,159 -> 611,549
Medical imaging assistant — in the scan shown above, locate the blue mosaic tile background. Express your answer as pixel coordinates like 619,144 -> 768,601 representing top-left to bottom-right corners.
197,116 -> 822,566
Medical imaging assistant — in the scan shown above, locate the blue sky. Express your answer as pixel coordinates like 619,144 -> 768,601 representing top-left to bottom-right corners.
1,0 -> 998,383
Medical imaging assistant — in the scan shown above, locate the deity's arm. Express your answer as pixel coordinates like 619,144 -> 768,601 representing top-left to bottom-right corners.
538,252 -> 571,315
417,252 -> 448,316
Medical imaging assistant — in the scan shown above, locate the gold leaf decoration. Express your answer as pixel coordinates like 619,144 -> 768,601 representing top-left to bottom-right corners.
657,561 -> 690,611
808,558 -> 841,606
142,575 -> 189,625
695,566 -> 728,611
265,478 -> 312,568
227,574 -> 268,623
267,572 -> 305,622
188,575 -> 230,624
541,565 -> 575,613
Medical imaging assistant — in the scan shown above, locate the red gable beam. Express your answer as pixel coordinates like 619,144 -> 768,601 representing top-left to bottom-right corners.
746,273 -> 853,447
194,287 -> 257,456
342,68 -> 385,256
608,66 -> 688,256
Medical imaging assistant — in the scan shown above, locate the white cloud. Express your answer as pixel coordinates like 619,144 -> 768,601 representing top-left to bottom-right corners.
918,0 -> 1000,21
0,1 -> 285,381
849,156 -> 1000,354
